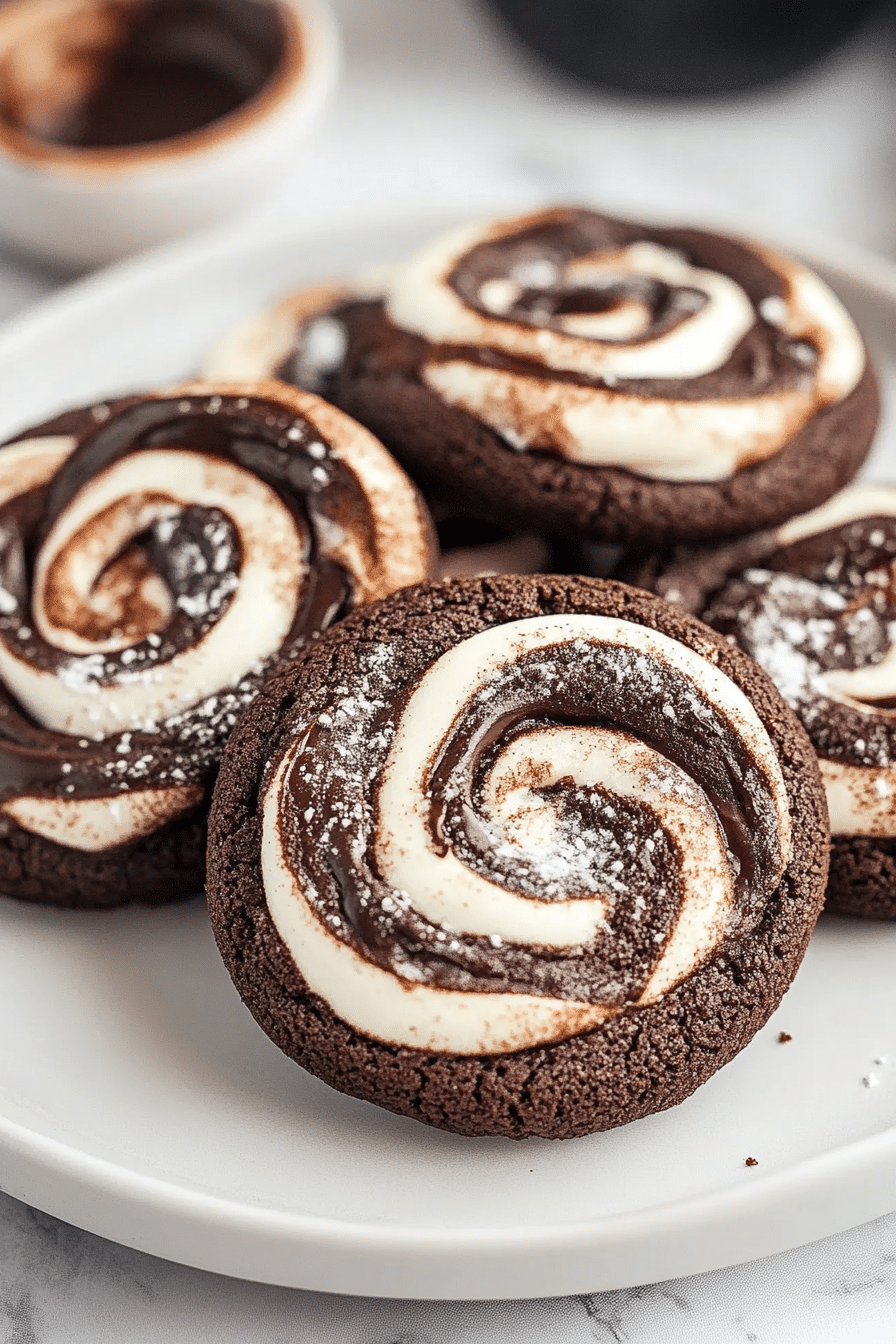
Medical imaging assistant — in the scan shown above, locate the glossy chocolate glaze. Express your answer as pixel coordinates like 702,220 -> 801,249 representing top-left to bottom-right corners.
441,209 -> 813,403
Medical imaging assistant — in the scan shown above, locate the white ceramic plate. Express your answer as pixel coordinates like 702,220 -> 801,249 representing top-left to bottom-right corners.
2,216 -> 896,1302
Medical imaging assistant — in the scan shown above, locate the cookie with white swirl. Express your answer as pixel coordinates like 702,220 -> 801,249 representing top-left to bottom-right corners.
204,278 -> 559,579
203,279 -> 373,404
0,380 -> 434,908
337,206 -> 879,547
207,574 -> 827,1139
642,486 -> 896,919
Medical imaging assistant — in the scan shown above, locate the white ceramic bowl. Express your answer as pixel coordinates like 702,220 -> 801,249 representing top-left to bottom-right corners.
0,0 -> 340,270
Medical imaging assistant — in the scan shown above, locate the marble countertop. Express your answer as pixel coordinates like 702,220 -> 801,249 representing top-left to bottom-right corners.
3,1 -> 896,1337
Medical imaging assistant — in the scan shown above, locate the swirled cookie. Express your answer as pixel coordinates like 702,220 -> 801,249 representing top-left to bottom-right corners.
203,279 -> 375,403
0,380 -> 433,908
204,279 -> 557,579
207,574 -> 827,1139
337,207 -> 879,546
639,485 -> 896,917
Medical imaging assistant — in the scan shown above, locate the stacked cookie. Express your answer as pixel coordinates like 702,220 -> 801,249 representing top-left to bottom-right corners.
207,205 -> 877,548
2,205 -> 885,1139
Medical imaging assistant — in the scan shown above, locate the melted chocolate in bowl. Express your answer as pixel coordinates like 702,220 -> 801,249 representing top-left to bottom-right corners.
0,0 -> 294,156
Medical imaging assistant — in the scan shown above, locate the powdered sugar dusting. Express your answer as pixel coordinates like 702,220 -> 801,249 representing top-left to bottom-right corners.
707,550 -> 896,768
272,614 -> 786,1011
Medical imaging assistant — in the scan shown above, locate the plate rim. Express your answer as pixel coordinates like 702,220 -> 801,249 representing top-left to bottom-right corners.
3,1096 -> 896,1297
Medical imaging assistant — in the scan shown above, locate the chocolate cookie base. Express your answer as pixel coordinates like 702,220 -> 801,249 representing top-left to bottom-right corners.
827,837 -> 896,919
336,304 -> 879,548
0,806 -> 206,910
207,574 -> 828,1140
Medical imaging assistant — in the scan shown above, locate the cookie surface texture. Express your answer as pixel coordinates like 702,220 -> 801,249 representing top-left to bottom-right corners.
651,485 -> 896,918
208,574 -> 827,1139
0,381 -> 433,908
338,207 -> 878,546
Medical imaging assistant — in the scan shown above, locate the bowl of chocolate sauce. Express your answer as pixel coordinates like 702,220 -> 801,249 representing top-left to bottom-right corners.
0,0 -> 340,268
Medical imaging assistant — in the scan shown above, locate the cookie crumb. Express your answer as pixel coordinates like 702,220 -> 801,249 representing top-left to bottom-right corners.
778,1031 -> 792,1043
873,1056 -> 887,1066
745,1157 -> 759,1167
863,1073 -> 880,1089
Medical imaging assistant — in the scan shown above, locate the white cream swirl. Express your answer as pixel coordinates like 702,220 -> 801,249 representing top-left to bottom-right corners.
262,613 -> 791,1055
0,383 -> 433,852
776,485 -> 896,837
385,209 -> 866,482
6,446 -> 306,738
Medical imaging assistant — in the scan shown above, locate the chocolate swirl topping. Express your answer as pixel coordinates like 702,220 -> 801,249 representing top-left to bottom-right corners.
384,207 -> 866,483
0,382 -> 432,853
203,279 -> 387,404
708,521 -> 896,760
262,607 -> 790,1054
648,486 -> 896,838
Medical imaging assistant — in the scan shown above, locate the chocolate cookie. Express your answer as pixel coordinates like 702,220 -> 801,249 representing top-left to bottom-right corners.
203,279 -> 377,405
336,206 -> 878,547
204,278 -> 560,579
641,485 -> 896,918
0,379 -> 433,908
207,573 -> 827,1139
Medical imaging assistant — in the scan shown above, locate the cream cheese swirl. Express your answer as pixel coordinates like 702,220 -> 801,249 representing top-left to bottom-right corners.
0,382 -> 433,854
385,208 -> 865,482
262,613 -> 790,1055
704,486 -> 896,837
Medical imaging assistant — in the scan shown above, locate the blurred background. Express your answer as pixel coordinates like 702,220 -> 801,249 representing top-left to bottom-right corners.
2,0 -> 896,307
